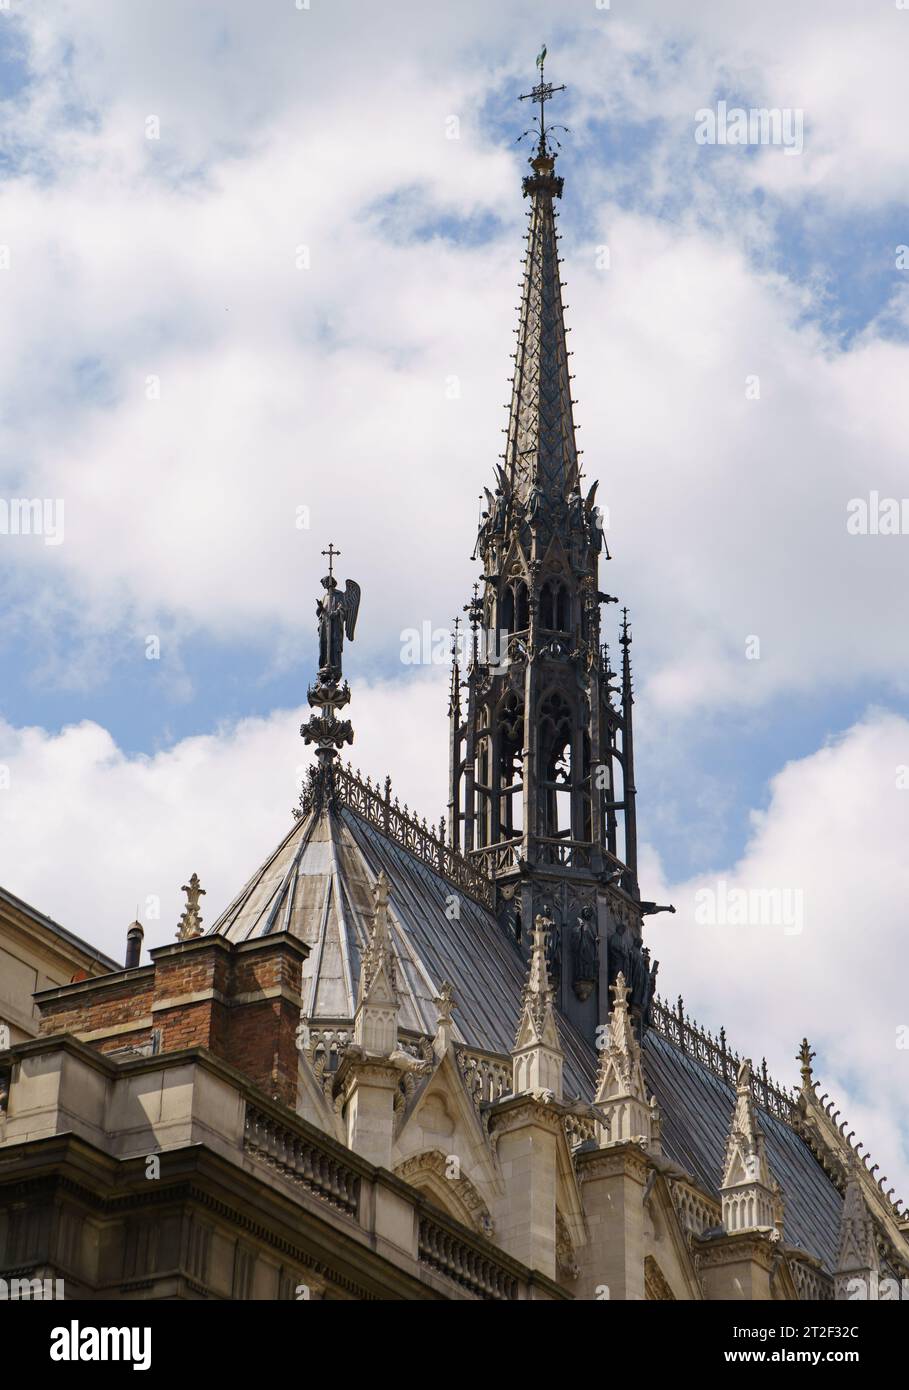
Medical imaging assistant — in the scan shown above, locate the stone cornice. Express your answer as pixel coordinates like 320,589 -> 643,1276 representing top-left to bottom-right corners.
486,1093 -> 568,1137
694,1230 -> 778,1273
575,1141 -> 650,1186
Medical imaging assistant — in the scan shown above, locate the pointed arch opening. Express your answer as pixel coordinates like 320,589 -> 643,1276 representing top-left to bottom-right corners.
497,689 -> 524,840
539,578 -> 570,633
501,579 -> 529,636
539,689 -> 574,839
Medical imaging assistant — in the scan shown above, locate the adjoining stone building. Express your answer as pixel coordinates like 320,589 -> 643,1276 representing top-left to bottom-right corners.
1,62 -> 907,1302
0,886 -> 118,1048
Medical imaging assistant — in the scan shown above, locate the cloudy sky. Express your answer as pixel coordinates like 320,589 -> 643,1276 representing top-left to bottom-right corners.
1,1 -> 908,1196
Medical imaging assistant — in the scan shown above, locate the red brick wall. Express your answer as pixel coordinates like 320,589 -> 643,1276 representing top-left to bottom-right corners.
38,973 -> 154,1041
34,934 -> 307,1108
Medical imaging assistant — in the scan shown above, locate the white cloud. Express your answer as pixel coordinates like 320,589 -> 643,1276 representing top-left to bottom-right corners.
1,0 -> 908,713
645,706 -> 909,1199
0,670 -> 448,960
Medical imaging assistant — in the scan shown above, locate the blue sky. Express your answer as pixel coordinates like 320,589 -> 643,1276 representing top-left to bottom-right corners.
1,0 -> 908,1191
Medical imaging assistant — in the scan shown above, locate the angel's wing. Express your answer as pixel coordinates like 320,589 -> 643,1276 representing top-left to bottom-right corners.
584,480 -> 599,511
483,487 -> 494,512
342,579 -> 361,642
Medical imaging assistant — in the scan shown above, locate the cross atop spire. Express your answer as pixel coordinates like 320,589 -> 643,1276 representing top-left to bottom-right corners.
518,46 -> 567,158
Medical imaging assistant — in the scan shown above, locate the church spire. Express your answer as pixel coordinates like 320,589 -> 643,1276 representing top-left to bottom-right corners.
449,54 -> 652,1052
505,55 -> 578,511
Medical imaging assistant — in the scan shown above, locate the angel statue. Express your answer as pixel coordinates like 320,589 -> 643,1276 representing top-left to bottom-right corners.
317,573 -> 361,680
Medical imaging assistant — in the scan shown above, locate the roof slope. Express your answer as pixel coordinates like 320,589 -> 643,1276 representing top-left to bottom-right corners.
211,799 -> 843,1270
210,800 -> 597,1094
644,1029 -> 843,1272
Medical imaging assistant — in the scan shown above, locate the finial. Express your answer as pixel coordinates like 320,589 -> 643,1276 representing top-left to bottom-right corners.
797,1037 -> 816,1091
353,870 -> 399,1054
463,582 -> 483,663
609,970 -> 632,1012
512,908 -> 563,1099
300,543 -> 361,805
176,872 -> 206,941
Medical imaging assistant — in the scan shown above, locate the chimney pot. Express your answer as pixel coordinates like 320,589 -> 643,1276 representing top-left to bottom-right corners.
125,921 -> 144,969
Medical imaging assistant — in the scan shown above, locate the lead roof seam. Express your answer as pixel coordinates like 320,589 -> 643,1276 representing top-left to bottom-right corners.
208,813 -> 304,934
261,827 -> 311,936
306,874 -> 333,1017
327,811 -> 357,1017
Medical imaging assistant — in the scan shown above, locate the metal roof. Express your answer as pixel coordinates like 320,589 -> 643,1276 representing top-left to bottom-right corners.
643,1029 -> 842,1272
210,799 -> 844,1270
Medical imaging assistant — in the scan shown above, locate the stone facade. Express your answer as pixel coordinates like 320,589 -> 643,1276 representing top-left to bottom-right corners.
2,884 -> 906,1299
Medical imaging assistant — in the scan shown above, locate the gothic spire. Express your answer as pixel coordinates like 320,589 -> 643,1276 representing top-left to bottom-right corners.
512,910 -> 564,1098
593,972 -> 654,1145
353,871 -> 400,1056
504,58 -> 579,511
720,1060 -> 777,1233
450,54 -> 648,1051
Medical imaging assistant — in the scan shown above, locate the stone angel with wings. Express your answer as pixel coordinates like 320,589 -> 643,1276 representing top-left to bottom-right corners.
317,573 -> 361,681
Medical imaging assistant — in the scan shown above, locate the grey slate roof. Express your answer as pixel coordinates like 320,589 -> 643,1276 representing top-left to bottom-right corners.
340,806 -> 600,1098
211,799 -> 843,1272
643,1029 -> 843,1272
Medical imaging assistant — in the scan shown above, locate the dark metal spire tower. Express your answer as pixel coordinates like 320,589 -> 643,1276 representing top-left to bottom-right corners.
448,55 -> 655,1041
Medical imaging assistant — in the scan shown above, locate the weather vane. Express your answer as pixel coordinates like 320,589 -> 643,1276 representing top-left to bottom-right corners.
518,44 -> 568,156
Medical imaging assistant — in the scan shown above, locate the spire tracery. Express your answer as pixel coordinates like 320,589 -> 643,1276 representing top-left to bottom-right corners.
448,54 -> 650,1045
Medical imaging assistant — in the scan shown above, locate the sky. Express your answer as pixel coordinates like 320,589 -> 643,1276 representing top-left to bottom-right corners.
1,0 -> 908,1198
